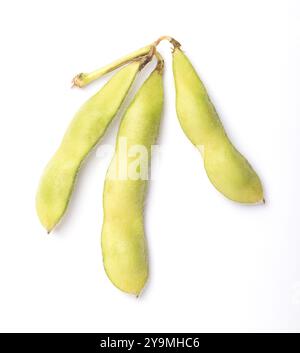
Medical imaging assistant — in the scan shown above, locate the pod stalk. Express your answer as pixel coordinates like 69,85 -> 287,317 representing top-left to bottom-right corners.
153,35 -> 181,52
72,44 -> 154,88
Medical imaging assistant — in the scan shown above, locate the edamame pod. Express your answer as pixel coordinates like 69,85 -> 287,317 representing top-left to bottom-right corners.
173,47 -> 263,203
101,56 -> 164,295
36,60 -> 146,232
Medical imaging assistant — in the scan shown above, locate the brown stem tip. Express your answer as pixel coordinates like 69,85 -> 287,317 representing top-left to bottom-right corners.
71,73 -> 84,88
138,46 -> 156,70
155,51 -> 164,74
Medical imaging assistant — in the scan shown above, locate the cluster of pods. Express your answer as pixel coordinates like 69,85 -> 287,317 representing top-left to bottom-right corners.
36,36 -> 264,295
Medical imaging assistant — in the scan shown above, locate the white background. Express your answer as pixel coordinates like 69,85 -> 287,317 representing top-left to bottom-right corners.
0,0 -> 299,332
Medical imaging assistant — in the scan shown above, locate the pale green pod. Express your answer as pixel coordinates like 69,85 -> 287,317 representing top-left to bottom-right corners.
101,59 -> 164,295
173,48 -> 263,203
36,61 -> 143,232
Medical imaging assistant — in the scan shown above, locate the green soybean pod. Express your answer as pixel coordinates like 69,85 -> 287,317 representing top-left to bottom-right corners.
172,46 -> 264,204
36,60 -> 147,232
101,55 -> 164,295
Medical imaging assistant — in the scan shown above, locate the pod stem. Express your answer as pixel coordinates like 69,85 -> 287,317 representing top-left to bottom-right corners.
153,35 -> 181,52
72,36 -> 180,87
72,44 -> 154,88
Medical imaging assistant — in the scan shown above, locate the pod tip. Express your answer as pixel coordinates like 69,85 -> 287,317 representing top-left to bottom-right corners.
46,227 -> 53,234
